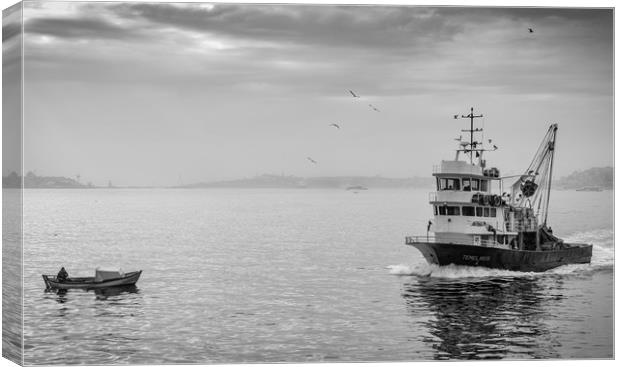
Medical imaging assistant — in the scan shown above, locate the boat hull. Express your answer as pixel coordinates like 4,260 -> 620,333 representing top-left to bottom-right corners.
408,242 -> 592,272
43,270 -> 142,290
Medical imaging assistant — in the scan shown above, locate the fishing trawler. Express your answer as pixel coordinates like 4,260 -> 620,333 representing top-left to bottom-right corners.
405,108 -> 592,272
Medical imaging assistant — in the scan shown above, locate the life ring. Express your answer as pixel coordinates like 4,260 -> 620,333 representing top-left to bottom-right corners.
493,195 -> 501,207
478,194 -> 486,206
482,195 -> 490,206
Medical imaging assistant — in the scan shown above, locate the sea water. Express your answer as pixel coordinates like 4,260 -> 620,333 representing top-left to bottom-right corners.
11,188 -> 614,363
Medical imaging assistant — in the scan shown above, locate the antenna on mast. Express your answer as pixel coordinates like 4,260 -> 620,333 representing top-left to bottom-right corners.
454,107 -> 484,164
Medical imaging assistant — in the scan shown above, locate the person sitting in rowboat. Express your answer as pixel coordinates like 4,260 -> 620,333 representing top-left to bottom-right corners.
57,267 -> 68,283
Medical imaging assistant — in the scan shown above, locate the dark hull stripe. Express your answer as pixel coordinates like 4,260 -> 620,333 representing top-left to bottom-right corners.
408,242 -> 592,272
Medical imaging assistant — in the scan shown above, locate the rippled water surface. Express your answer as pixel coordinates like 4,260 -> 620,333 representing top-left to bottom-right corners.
19,188 -> 613,364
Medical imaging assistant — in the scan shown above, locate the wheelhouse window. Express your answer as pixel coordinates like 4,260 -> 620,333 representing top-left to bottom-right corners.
462,178 -> 471,191
471,179 -> 480,191
462,206 -> 475,216
476,207 -> 483,217
439,178 -> 460,191
480,180 -> 488,192
437,205 -> 460,216
446,206 -> 460,215
483,207 -> 490,217
490,208 -> 497,217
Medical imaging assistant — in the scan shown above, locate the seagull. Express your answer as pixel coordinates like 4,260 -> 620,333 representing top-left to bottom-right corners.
348,90 -> 360,98
493,145 -> 498,150
454,114 -> 459,119
369,104 -> 380,112
528,28 -> 534,33
307,157 -> 317,164
488,139 -> 492,143
329,123 -> 340,129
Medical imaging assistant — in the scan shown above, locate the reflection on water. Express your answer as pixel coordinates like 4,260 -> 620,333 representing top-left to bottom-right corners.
54,289 -> 68,304
30,285 -> 146,364
403,277 -> 564,360
46,285 -> 139,302
41,286 -> 143,324
94,285 -> 139,300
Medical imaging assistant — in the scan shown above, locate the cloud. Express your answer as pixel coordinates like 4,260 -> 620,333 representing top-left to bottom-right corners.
3,3 -> 22,43
2,20 -> 21,42
21,3 -> 612,99
107,3 -> 464,51
24,16 -> 142,40
2,3 -> 22,72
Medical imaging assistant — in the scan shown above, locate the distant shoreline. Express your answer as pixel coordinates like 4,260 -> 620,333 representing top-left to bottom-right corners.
2,167 -> 613,190
4,186 -> 612,191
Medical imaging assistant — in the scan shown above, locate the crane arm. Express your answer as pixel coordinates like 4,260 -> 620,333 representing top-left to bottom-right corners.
510,124 -> 558,226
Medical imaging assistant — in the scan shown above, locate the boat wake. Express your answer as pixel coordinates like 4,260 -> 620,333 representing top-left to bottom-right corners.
564,228 -> 614,270
390,229 -> 613,279
388,263 -> 539,279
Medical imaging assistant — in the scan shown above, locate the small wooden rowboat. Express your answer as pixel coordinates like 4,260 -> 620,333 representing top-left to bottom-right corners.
42,270 -> 142,290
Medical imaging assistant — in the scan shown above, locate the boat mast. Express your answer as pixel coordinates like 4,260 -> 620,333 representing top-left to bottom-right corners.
457,107 -> 484,164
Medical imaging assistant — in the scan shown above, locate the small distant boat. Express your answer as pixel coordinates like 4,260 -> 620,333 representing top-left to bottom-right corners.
576,187 -> 603,192
42,270 -> 142,290
346,185 -> 368,191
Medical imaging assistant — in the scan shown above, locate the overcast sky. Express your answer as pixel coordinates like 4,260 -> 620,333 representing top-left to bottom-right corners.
11,1 -> 613,186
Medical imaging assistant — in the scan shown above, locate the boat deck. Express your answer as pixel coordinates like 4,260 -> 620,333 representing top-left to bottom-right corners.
406,235 -> 511,250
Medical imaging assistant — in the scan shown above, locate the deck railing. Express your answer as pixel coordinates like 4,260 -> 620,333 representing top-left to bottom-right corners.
405,235 -> 509,249
406,235 -> 438,244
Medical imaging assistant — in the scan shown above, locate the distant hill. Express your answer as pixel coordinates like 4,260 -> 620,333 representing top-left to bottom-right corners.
555,167 -> 613,190
183,174 -> 434,189
2,172 -> 89,188
5,169 -> 611,190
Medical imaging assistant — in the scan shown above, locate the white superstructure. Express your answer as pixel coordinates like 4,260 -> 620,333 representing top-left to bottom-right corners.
430,159 -> 515,248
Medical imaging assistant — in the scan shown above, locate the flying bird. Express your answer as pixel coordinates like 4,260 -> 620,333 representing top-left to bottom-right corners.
329,123 -> 340,129
307,157 -> 317,164
488,139 -> 493,143
528,28 -> 534,33
369,104 -> 380,112
348,90 -> 360,98
493,145 -> 498,150
454,114 -> 459,119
